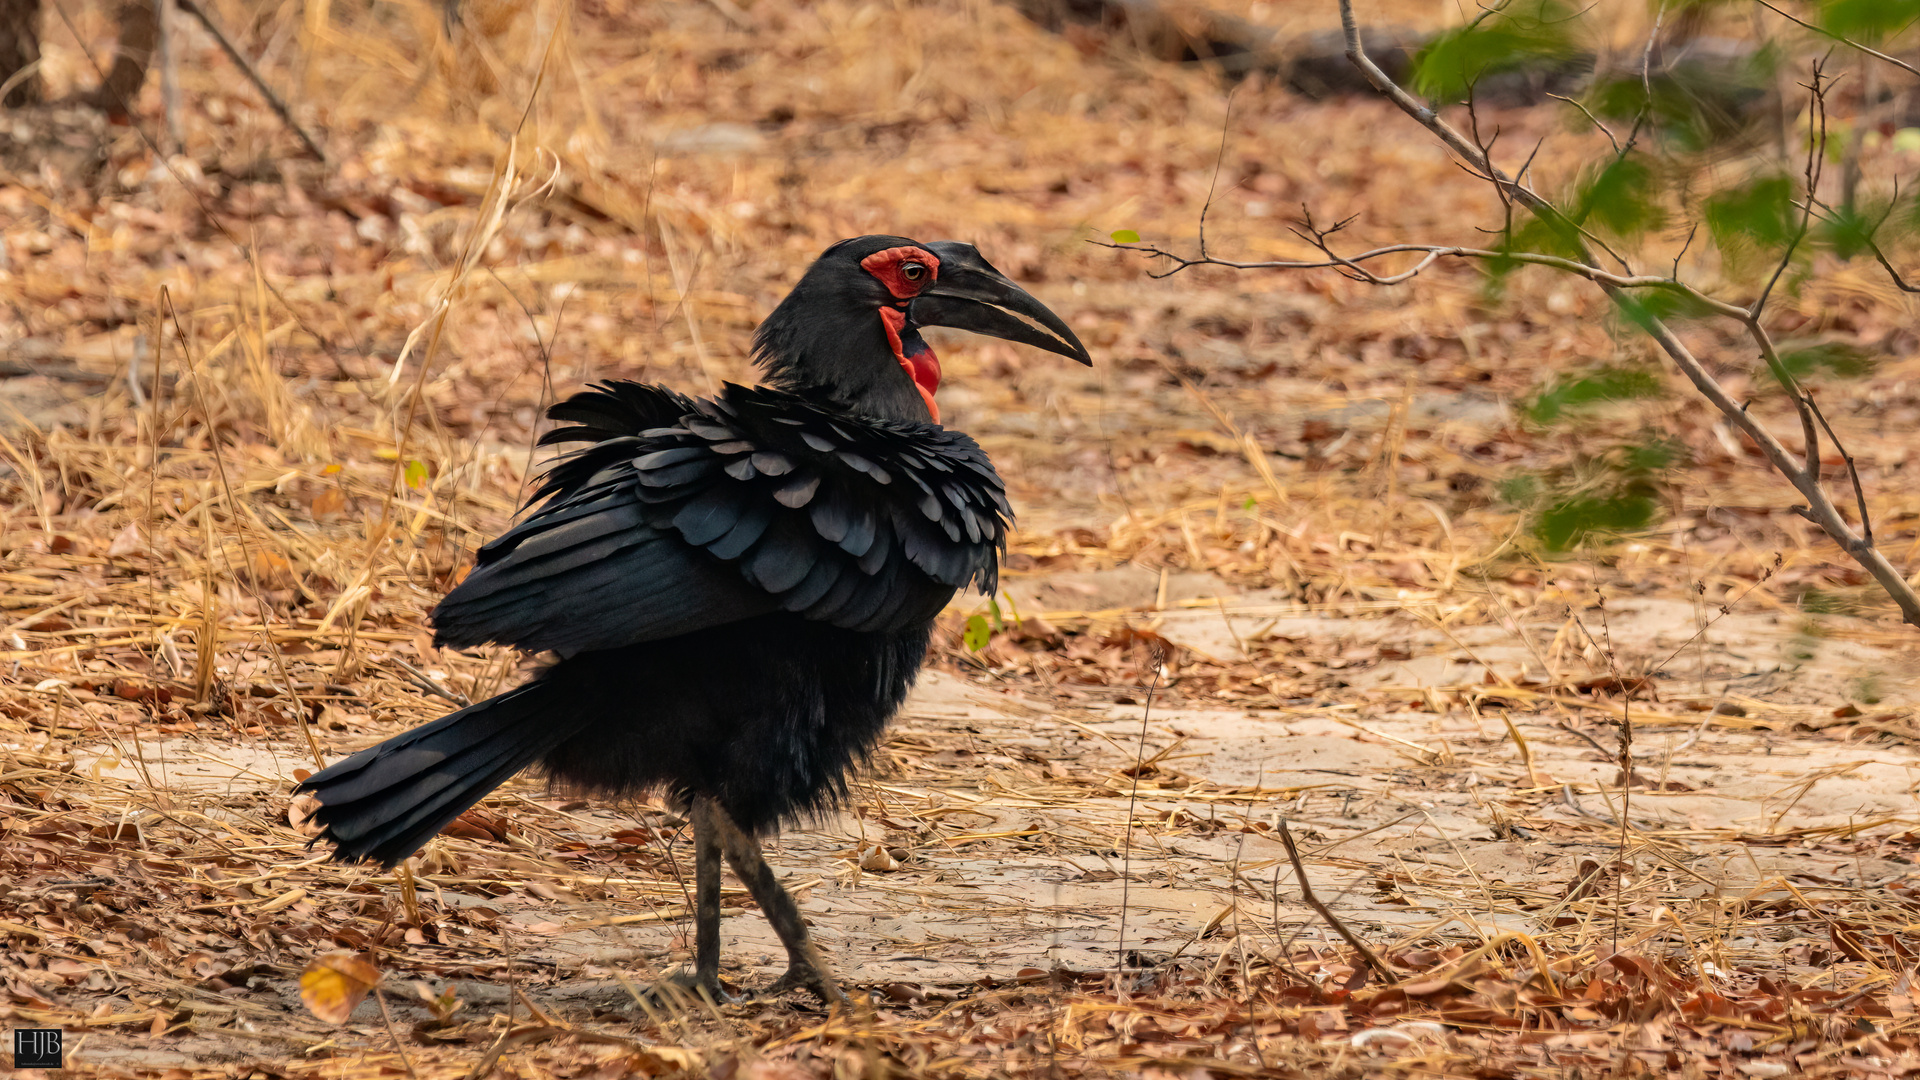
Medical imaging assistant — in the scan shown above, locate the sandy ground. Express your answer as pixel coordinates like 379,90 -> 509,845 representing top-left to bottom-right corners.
43,588 -> 1920,1072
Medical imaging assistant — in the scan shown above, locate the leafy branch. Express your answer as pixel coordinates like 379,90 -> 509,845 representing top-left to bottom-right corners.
1752,0 -> 1920,81
1105,0 -> 1920,629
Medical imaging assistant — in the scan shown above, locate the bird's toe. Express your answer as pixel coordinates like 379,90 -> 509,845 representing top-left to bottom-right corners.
639,969 -> 741,1008
761,965 -> 850,1008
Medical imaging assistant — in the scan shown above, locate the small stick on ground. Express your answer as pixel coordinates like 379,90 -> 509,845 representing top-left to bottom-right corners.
387,656 -> 472,708
1116,648 -> 1166,986
372,986 -> 421,1080
1275,816 -> 1398,986
1501,710 -> 1545,788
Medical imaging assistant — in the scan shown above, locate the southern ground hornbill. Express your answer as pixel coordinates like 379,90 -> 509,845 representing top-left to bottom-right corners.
294,236 -> 1091,1004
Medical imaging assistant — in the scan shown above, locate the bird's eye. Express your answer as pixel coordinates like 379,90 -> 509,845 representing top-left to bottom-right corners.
901,263 -> 927,282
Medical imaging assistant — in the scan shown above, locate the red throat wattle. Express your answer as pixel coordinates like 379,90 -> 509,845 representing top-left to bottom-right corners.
877,306 -> 940,423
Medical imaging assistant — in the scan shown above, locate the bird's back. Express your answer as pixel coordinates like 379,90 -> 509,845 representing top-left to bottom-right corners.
431,381 -> 1009,657
424,380 -> 1011,830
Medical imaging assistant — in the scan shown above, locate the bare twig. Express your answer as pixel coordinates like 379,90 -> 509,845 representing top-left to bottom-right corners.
1751,63 -> 1829,323
1116,652 -> 1165,980
372,987 -> 422,1080
1561,784 -> 1616,824
1095,237 -> 1745,311
1810,186 -> 1920,294
1641,2 -> 1666,99
1803,393 -> 1872,547
1548,91 -> 1621,154
44,0 -> 361,378
385,656 -> 473,708
1274,816 -> 1398,985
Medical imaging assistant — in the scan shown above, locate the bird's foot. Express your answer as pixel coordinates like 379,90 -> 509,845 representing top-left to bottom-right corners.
760,962 -> 851,1008
636,969 -> 741,1008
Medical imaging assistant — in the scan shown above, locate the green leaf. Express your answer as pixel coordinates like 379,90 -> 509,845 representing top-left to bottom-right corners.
1818,0 -> 1920,40
1497,473 -> 1543,508
1612,287 -> 1720,333
1586,46 -> 1775,153
1704,174 -> 1798,254
1242,496 -> 1257,511
1812,201 -> 1885,261
1576,156 -> 1665,238
963,614 -> 992,652
1411,1 -> 1580,102
404,459 -> 429,490
1484,213 -> 1585,285
1525,367 -> 1664,425
1801,587 -> 1877,616
1509,214 -> 1585,260
1534,491 -> 1660,550
1620,437 -> 1684,474
1776,341 -> 1878,382
1503,435 -> 1679,552
1894,128 -> 1920,154
987,596 -> 1003,631
1110,229 -> 1141,244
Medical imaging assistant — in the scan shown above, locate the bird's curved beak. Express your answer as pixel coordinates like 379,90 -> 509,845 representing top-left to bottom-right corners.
908,242 -> 1093,365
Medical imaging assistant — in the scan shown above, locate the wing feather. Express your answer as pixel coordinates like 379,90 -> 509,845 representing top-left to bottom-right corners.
431,381 -> 1010,654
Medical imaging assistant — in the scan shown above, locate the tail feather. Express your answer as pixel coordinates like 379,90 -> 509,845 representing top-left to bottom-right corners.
296,681 -> 588,868
336,751 -> 539,866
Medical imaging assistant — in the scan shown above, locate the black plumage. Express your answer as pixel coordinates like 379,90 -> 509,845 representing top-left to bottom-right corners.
294,235 -> 1091,1003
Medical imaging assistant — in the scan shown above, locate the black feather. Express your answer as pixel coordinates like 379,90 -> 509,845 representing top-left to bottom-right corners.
298,235 -> 1032,913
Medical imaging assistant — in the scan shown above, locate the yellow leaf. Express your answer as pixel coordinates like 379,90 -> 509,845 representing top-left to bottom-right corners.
300,951 -> 380,1024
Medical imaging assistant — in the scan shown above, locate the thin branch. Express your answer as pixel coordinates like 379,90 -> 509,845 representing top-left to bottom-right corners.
1751,63 -> 1830,322
1804,391 -> 1873,547
1753,0 -> 1920,81
1549,91 -> 1622,155
385,656 -> 472,708
1097,237 -> 1749,317
1115,654 -> 1165,981
1196,91 -> 1238,261
45,0 -> 361,379
1642,1 -> 1667,101
1859,236 -> 1920,293
1808,185 -> 1920,294
372,987 -> 422,1080
1275,816 -> 1399,986
1672,222 -> 1698,278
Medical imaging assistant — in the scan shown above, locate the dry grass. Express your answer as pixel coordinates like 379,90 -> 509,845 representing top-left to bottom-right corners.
2,0 -> 1920,1075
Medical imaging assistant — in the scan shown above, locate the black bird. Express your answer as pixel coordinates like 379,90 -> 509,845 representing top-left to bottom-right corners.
294,236 -> 1091,1003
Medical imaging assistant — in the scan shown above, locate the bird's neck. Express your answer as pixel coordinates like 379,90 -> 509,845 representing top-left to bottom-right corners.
756,318 -> 937,426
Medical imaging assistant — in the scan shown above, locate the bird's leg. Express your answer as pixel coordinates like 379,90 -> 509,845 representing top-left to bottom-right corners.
690,796 -> 725,997
649,797 -> 730,1004
710,805 -> 851,1007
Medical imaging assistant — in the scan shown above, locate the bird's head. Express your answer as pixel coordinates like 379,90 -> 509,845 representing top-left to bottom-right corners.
752,235 -> 1092,424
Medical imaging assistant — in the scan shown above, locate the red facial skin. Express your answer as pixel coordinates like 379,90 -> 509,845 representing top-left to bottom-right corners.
861,247 -> 943,422
860,245 -> 940,299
